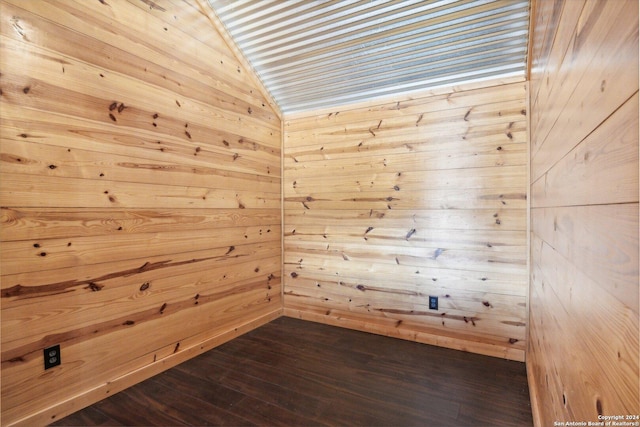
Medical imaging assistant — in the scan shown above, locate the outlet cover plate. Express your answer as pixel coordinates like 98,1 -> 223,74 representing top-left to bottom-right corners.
44,344 -> 61,370
428,296 -> 438,310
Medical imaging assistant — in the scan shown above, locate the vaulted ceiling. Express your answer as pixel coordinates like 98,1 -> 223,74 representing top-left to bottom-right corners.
207,0 -> 531,115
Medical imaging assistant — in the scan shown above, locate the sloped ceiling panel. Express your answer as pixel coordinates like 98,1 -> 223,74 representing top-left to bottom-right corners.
208,0 -> 530,114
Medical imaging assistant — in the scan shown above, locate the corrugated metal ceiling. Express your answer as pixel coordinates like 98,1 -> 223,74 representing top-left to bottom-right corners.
207,0 -> 530,115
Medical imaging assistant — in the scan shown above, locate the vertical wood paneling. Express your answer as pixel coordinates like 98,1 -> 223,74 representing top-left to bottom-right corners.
528,0 -> 639,425
283,81 -> 528,361
0,1 -> 281,425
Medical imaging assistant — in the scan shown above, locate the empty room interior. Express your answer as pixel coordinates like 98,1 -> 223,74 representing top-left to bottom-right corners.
0,0 -> 638,426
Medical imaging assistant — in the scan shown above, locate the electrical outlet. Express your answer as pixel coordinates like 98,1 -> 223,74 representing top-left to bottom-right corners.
44,344 -> 61,370
428,296 -> 438,310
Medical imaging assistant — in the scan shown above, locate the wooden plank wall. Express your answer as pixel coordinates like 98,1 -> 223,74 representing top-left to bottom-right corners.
528,0 -> 639,425
283,81 -> 529,362
0,1 -> 282,425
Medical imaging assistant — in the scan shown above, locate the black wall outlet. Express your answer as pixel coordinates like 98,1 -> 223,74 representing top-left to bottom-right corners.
44,344 -> 61,370
428,296 -> 438,310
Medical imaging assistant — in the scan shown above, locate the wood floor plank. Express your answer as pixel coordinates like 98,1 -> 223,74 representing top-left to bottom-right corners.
210,338 -> 461,425
51,317 -> 532,426
49,406 -> 121,427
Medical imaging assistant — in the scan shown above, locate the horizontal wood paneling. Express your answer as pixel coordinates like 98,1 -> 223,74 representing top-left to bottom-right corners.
1,208 -> 279,241
531,205 -> 638,313
530,93 -> 638,207
0,137 -> 279,191
284,188 -> 527,211
2,253 -> 281,346
1,224 -> 278,275
284,82 -> 528,361
530,0 -> 638,181
0,0 -> 281,425
0,103 -> 279,177
527,0 -> 639,425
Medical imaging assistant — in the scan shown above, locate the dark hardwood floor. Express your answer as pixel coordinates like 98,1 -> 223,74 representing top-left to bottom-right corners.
52,317 -> 533,426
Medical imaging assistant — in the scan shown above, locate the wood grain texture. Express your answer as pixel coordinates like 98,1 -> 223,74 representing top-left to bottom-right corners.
0,0 -> 281,425
527,0 -> 639,425
284,81 -> 528,361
